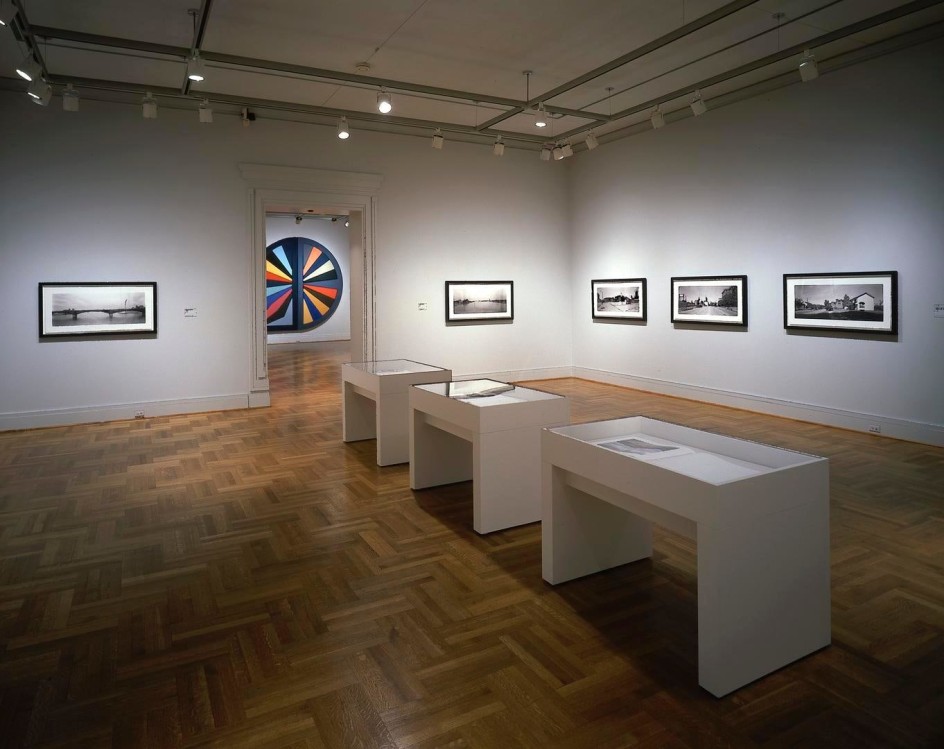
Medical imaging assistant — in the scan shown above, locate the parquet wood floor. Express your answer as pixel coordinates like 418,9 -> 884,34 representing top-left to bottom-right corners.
1,342 -> 942,748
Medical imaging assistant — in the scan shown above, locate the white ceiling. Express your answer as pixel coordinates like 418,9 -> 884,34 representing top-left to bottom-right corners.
2,0 -> 942,150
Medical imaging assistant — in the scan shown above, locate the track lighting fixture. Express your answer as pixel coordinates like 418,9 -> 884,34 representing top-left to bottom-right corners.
650,106 -> 665,129
534,103 -> 547,128
431,128 -> 444,149
62,83 -> 79,112
0,0 -> 16,26
294,215 -> 303,225
186,50 -> 205,82
377,90 -> 392,114
799,49 -> 819,82
585,131 -> 598,150
198,99 -> 213,123
540,146 -> 551,162
27,79 -> 51,106
690,90 -> 707,116
553,144 -> 564,161
344,219 -> 350,228
241,107 -> 255,127
142,91 -> 157,119
15,53 -> 41,82
493,136 -> 504,156
560,143 -> 574,158
337,116 -> 349,139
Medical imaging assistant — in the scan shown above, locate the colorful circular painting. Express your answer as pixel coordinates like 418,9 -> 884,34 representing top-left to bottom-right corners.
266,237 -> 343,331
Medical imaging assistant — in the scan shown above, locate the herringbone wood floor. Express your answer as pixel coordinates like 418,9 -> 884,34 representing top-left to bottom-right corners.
1,343 -> 942,748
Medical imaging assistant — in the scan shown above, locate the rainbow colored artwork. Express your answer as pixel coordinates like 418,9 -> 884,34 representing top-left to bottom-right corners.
266,237 -> 343,331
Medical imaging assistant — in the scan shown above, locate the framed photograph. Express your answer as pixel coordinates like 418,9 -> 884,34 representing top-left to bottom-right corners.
592,278 -> 647,321
671,275 -> 747,326
445,281 -> 513,323
39,282 -> 158,338
784,271 -> 897,335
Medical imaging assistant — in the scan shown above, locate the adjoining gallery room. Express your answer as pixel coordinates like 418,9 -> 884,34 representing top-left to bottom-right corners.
1,1 -> 943,747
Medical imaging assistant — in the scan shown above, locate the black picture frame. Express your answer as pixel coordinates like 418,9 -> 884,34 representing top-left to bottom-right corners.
39,282 -> 158,338
591,278 -> 647,321
445,281 -> 514,323
670,275 -> 748,326
783,271 -> 898,335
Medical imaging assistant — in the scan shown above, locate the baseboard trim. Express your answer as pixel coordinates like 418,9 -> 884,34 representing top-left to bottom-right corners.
458,366 -> 576,384
572,367 -> 944,448
0,394 -> 252,432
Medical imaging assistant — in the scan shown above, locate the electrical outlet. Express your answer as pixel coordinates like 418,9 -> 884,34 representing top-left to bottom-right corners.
418,302 -> 428,311
134,410 -> 145,419
868,425 -> 881,434
184,307 -> 197,318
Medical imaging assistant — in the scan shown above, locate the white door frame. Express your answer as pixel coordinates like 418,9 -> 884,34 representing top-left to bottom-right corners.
239,164 -> 383,406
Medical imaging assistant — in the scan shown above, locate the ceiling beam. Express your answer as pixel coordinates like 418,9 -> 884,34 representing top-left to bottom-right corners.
34,74 -> 551,146
477,0 -> 762,131
536,0 -> 762,105
29,24 -> 614,123
605,0 -> 944,124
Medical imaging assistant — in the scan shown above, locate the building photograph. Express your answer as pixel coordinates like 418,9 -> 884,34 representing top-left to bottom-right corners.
0,1 -> 942,746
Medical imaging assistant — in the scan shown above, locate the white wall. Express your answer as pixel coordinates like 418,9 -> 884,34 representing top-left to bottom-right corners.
0,94 -> 572,428
2,38 -> 940,442
265,215 -> 351,343
569,39 -> 944,444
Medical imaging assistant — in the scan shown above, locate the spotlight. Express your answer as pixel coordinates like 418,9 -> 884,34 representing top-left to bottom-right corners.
561,143 -> 574,158
0,0 -> 16,26
377,90 -> 392,114
62,83 -> 79,112
585,131 -> 598,150
535,103 -> 547,128
799,49 -> 819,82
294,215 -> 303,225
198,99 -> 213,123
431,128 -> 444,149
241,107 -> 255,127
15,53 -> 41,82
650,106 -> 665,129
493,136 -> 505,156
27,79 -> 51,106
690,90 -> 707,116
337,116 -> 350,139
553,144 -> 563,161
186,50 -> 205,82
344,219 -> 350,227
142,91 -> 158,119
540,146 -> 551,162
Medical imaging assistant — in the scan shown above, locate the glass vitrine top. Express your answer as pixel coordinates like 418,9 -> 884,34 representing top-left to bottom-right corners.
345,359 -> 445,375
416,379 -> 564,406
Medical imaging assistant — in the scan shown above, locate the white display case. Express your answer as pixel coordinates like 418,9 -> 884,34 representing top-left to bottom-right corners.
342,359 -> 451,466
542,416 -> 830,697
410,379 -> 570,534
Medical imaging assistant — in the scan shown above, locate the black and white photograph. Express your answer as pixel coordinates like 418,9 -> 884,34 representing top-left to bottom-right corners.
39,282 -> 158,338
595,435 -> 692,460
592,278 -> 647,321
784,271 -> 898,334
445,280 -> 514,322
671,275 -> 747,326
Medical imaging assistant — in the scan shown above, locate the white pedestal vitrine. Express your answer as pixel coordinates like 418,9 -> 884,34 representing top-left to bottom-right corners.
410,380 -> 569,534
342,360 -> 452,466
542,416 -> 830,697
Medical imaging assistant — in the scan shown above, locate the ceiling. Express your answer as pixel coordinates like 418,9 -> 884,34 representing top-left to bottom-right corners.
2,0 -> 942,152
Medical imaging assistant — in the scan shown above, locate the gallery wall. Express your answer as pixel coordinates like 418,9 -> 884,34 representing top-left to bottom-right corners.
569,38 -> 944,444
0,94 -> 572,429
265,215 -> 351,344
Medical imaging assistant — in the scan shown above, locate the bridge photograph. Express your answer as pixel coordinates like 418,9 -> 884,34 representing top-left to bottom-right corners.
39,282 -> 157,338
